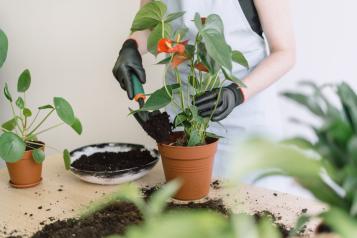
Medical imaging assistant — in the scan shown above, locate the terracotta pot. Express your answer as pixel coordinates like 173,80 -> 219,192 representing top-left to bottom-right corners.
158,132 -> 218,201
6,144 -> 44,188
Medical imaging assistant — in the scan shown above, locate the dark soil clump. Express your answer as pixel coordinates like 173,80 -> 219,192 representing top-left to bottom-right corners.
167,199 -> 231,216
141,112 -> 172,143
211,180 -> 221,190
71,149 -> 156,172
31,202 -> 142,238
316,223 -> 333,234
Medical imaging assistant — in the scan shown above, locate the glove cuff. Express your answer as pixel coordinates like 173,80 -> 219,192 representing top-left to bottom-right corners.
227,84 -> 245,106
122,39 -> 138,50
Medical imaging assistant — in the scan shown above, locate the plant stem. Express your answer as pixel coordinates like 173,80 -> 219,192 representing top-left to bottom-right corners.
31,123 -> 64,137
10,102 -> 22,136
26,141 -> 60,152
28,109 -> 40,131
175,69 -> 185,111
161,20 -> 165,38
28,109 -> 55,136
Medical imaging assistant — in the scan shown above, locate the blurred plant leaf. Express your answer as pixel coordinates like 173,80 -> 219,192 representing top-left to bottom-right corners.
0,28 -> 8,68
15,97 -> 25,109
17,69 -> 31,92
23,108 -> 32,117
321,208 -> 357,238
2,117 -> 18,131
4,83 -> 12,102
38,104 -> 54,110
140,84 -> 179,111
282,91 -> 325,117
131,1 -> 167,32
63,149 -> 71,170
0,132 -> 25,163
54,97 -> 76,126
232,50 -> 249,68
32,148 -> 45,164
71,117 -> 83,135
165,12 -> 185,23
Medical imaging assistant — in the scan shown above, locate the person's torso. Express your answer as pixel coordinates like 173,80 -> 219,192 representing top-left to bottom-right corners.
163,0 -> 267,81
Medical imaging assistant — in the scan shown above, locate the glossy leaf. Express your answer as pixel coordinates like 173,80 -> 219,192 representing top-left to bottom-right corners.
187,129 -> 201,146
32,148 -> 45,164
1,117 -> 18,131
71,117 -> 83,135
131,1 -> 167,32
15,97 -> 24,109
38,104 -> 54,110
232,50 -> 249,68
4,83 -> 12,102
140,84 -> 179,111
200,14 -> 232,71
23,108 -> 32,117
165,11 -> 185,23
17,69 -> 31,92
174,113 -> 187,127
147,23 -> 172,56
63,149 -> 71,170
0,28 -> 8,68
0,132 -> 25,163
54,97 -> 76,126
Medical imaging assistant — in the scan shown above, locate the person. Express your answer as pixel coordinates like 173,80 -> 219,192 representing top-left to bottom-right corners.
113,0 -> 295,181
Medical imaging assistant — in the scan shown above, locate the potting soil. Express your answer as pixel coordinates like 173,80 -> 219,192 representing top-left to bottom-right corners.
140,111 -> 172,143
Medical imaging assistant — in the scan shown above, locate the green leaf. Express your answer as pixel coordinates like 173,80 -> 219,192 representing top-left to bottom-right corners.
337,82 -> 357,132
165,11 -> 185,23
194,13 -> 203,31
289,215 -> 310,236
0,132 -> 26,163
1,117 -> 18,131
174,27 -> 189,40
32,148 -> 45,164
174,114 -> 187,127
232,50 -> 249,68
23,108 -> 32,117
146,180 -> 181,217
38,104 -> 54,110
205,132 -> 223,139
156,56 -> 171,65
54,97 -> 76,126
322,208 -> 357,238
17,69 -> 31,92
222,67 -> 247,88
15,97 -> 25,109
0,28 -> 8,69
140,84 -> 179,111
347,136 -> 357,163
282,91 -> 325,117
187,129 -> 201,146
4,83 -> 12,102
200,14 -> 232,71
63,149 -> 71,170
71,117 -> 83,135
147,23 -> 172,56
282,137 -> 315,150
130,1 -> 167,32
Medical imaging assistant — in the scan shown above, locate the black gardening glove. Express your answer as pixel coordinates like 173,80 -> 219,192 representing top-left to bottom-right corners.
113,39 -> 146,100
194,84 -> 245,122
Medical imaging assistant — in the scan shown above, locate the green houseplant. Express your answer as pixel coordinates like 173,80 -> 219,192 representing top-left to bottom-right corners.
233,81 -> 357,238
0,29 -> 82,188
129,1 -> 248,200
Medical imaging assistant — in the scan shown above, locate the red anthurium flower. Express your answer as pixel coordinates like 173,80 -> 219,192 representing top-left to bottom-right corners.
157,38 -> 188,54
195,63 -> 209,72
171,53 -> 189,68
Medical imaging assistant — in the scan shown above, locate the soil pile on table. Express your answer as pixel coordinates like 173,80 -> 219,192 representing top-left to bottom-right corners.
254,211 -> 292,238
167,199 -> 231,216
141,111 -> 172,143
71,149 -> 156,172
31,202 -> 142,238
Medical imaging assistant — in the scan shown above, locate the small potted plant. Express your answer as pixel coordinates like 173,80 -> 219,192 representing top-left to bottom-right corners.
0,29 -> 82,188
129,1 -> 248,200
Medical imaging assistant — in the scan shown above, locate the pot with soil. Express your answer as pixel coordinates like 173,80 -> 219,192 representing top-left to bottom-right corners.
0,61 -> 82,188
158,132 -> 218,200
6,143 -> 44,188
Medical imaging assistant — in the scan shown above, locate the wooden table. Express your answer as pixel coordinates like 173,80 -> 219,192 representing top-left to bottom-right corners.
0,155 -> 325,237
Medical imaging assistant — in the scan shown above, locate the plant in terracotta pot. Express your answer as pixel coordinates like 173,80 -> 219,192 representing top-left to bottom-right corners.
0,29 -> 82,188
129,1 -> 248,200
233,81 -> 357,238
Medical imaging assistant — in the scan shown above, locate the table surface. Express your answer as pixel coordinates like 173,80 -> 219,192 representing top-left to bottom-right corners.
0,155 -> 325,237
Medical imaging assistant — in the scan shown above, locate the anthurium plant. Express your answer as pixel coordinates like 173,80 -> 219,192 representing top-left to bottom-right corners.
0,29 -> 81,168
130,0 -> 248,146
234,81 -> 357,237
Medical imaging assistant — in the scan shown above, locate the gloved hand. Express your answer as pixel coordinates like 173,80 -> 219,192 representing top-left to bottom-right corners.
194,84 -> 245,122
113,39 -> 146,100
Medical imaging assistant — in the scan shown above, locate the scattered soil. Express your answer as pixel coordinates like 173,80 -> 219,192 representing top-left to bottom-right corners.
141,111 -> 172,143
71,149 -> 156,172
254,211 -> 292,238
167,199 -> 231,216
316,222 -> 333,234
31,202 -> 142,238
211,180 -> 221,190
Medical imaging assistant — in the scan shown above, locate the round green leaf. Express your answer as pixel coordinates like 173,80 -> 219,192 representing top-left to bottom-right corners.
130,1 -> 167,32
63,149 -> 71,170
54,97 -> 75,125
16,97 -> 25,109
32,148 -> 45,164
0,28 -> 8,69
0,132 -> 26,163
17,69 -> 31,92
71,118 -> 83,135
23,108 -> 32,117
4,83 -> 12,102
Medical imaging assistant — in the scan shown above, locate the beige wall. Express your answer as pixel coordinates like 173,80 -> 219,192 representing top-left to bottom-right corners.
1,0 -> 357,161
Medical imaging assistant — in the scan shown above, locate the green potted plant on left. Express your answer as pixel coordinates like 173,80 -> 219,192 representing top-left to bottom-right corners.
0,28 -> 82,188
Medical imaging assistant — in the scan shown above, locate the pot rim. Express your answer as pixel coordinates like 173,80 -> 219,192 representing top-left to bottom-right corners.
158,131 -> 219,149
25,140 -> 45,152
